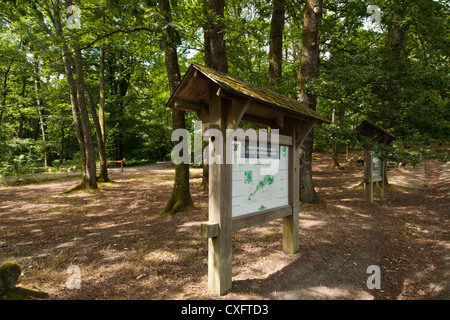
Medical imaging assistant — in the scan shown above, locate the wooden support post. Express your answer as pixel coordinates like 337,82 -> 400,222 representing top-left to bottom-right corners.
380,159 -> 386,198
364,148 -> 373,204
283,119 -> 300,254
207,84 -> 232,296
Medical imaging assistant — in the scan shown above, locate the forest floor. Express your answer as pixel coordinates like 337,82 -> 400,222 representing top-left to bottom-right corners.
0,153 -> 448,300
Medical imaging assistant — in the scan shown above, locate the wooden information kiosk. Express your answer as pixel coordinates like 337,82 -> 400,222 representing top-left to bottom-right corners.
356,120 -> 395,204
166,63 -> 327,295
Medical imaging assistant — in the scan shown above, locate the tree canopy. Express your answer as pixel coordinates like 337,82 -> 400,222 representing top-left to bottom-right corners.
0,0 -> 448,188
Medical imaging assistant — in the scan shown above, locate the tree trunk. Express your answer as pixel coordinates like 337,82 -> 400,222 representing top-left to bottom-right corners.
46,0 -> 98,190
18,75 -> 27,138
98,17 -> 109,181
206,0 -> 228,73
203,1 -> 212,68
201,0 -> 229,190
201,3 -> 211,191
331,109 -> 340,167
0,59 -> 13,125
268,0 -> 285,88
387,12 -> 407,63
60,119 -> 65,165
298,0 -> 322,203
49,1 -> 87,182
74,49 -> 98,190
159,0 -> 194,215
84,81 -> 109,182
34,61 -> 49,167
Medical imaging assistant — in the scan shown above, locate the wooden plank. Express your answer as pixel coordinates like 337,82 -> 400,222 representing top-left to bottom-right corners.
364,148 -> 374,204
207,84 -> 232,296
272,114 -> 284,131
202,122 -> 220,135
226,98 -> 249,130
241,114 -> 275,128
174,98 -> 206,112
294,119 -> 315,149
231,205 -> 292,232
381,159 -> 386,198
197,106 -> 209,123
229,130 -> 292,146
283,118 -> 300,254
201,222 -> 219,238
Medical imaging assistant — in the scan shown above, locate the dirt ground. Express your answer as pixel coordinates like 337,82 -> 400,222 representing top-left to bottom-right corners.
0,153 -> 448,300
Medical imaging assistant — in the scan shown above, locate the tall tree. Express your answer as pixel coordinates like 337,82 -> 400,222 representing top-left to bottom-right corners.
297,0 -> 323,203
96,13 -> 109,182
268,0 -> 285,87
35,0 -> 98,190
200,0 -> 229,190
206,0 -> 228,73
159,0 -> 194,215
73,48 -> 98,190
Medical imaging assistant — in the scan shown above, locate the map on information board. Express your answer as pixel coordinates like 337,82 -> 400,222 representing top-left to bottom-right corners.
372,154 -> 381,178
231,140 -> 289,218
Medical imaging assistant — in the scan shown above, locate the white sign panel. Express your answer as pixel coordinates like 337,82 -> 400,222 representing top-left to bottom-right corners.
231,140 -> 289,217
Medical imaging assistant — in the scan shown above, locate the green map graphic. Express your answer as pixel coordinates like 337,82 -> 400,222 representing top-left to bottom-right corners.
244,171 -> 253,184
248,175 -> 275,200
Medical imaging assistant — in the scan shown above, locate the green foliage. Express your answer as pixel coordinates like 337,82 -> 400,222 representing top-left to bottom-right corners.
0,0 -> 448,177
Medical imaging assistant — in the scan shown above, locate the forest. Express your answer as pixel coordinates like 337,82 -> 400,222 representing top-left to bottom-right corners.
0,0 -> 449,301
0,0 -> 448,198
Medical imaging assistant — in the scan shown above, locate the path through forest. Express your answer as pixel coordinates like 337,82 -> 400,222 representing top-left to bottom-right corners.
0,154 -> 448,300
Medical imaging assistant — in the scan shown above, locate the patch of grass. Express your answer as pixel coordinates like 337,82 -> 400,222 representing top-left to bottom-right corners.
31,197 -> 52,204
262,232 -> 282,240
134,239 -> 163,254
2,286 -> 49,300
0,175 -> 80,186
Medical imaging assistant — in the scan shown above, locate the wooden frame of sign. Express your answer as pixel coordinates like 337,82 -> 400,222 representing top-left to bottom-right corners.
356,121 -> 395,205
166,63 -> 327,295
363,149 -> 387,204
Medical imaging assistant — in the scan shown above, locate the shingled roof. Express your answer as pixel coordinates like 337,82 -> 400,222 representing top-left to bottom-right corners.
166,62 -> 328,125
356,120 -> 396,145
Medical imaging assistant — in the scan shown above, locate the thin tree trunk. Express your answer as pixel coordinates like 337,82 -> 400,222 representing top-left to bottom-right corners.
331,109 -> 339,167
34,61 -> 48,167
18,75 -> 27,138
60,119 -> 65,165
298,0 -> 323,203
84,81 -> 109,182
62,44 -> 87,177
203,2 -> 212,68
201,3 -> 211,190
74,49 -> 98,190
50,2 -> 87,179
98,14 -> 108,181
99,46 -> 106,141
268,0 -> 285,88
0,59 -> 13,125
159,0 -> 193,215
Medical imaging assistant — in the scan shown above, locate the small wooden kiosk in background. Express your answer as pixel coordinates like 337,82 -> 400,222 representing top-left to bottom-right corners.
356,120 -> 395,204
166,62 -> 327,295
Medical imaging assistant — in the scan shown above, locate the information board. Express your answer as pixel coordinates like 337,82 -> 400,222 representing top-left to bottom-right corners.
372,154 -> 382,181
231,140 -> 289,217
